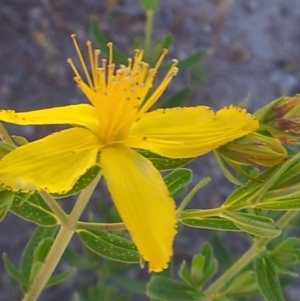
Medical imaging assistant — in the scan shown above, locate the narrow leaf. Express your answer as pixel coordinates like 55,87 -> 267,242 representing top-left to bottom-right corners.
77,230 -> 140,263
46,268 -> 76,287
221,211 -> 281,237
255,255 -> 285,301
2,253 -> 26,285
52,165 -> 101,199
139,150 -> 193,170
181,216 -> 240,231
164,169 -> 192,195
159,87 -> 192,109
20,226 -> 58,287
178,50 -> 206,69
147,276 -> 203,301
10,196 -> 58,226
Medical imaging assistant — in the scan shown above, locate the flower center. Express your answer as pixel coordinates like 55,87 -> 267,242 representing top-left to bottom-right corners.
67,34 -> 178,145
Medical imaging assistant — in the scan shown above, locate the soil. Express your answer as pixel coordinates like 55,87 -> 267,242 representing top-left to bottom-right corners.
1,0 -> 300,300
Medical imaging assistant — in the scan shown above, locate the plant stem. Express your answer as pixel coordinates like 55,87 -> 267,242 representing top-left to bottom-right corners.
145,9 -> 154,60
39,191 -> 68,225
76,221 -> 126,231
177,177 -> 211,217
22,172 -> 102,301
203,210 -> 299,300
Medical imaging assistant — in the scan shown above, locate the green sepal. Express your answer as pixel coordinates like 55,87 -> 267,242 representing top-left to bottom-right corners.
77,230 -> 140,263
147,276 -> 203,301
51,165 -> 101,199
139,150 -> 193,170
181,216 -> 240,231
221,211 -> 281,237
164,168 -> 192,195
10,194 -> 58,226
255,255 -> 285,301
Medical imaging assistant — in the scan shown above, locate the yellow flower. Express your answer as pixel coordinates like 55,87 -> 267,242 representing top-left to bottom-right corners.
0,35 -> 259,272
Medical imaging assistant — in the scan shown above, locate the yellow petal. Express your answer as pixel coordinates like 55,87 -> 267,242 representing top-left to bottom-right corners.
0,128 -> 101,193
127,106 -> 259,158
0,104 -> 100,134
100,145 -> 177,272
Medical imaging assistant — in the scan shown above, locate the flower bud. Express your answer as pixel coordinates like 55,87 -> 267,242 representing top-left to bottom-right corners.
217,132 -> 287,167
255,95 -> 300,144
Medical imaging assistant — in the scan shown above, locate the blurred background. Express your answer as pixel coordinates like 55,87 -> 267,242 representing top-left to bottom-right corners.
1,0 -> 300,300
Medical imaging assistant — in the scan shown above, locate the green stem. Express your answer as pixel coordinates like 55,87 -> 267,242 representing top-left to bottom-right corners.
144,10 -> 154,60
76,221 -> 126,231
176,177 -> 211,217
203,210 -> 299,300
39,191 -> 68,225
22,172 -> 102,301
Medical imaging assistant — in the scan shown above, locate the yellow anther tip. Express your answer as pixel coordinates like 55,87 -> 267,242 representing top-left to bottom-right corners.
70,33 -> 76,39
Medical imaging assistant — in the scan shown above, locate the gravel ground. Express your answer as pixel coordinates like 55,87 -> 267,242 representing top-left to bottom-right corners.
1,0 -> 300,300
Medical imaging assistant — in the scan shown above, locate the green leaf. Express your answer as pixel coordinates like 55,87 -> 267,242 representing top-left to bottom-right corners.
181,216 -> 240,231
77,230 -> 140,263
164,168 -> 192,195
210,235 -> 233,270
20,226 -> 58,289
2,253 -> 26,286
159,87 -> 192,108
255,255 -> 285,301
147,276 -> 203,301
0,190 -> 15,207
29,261 -> 44,286
112,274 -> 147,295
33,238 -> 54,263
139,150 -> 193,170
90,17 -> 128,65
140,0 -> 159,11
177,50 -> 206,69
0,190 -> 15,221
191,254 -> 205,286
255,197 -> 300,210
178,261 -> 193,285
221,211 -> 281,237
160,33 -> 174,50
200,243 -> 218,285
46,268 -> 76,287
10,195 -> 58,226
52,165 -> 101,199
223,271 -> 258,296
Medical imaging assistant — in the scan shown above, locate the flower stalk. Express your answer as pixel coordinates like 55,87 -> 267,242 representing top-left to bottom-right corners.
22,172 -> 102,301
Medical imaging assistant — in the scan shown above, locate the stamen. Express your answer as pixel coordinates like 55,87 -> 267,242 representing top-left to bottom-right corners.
127,58 -> 133,69
154,49 -> 168,70
94,49 -> 101,88
107,42 -> 113,66
70,34 -> 93,88
67,58 -> 81,79
86,40 -> 96,88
